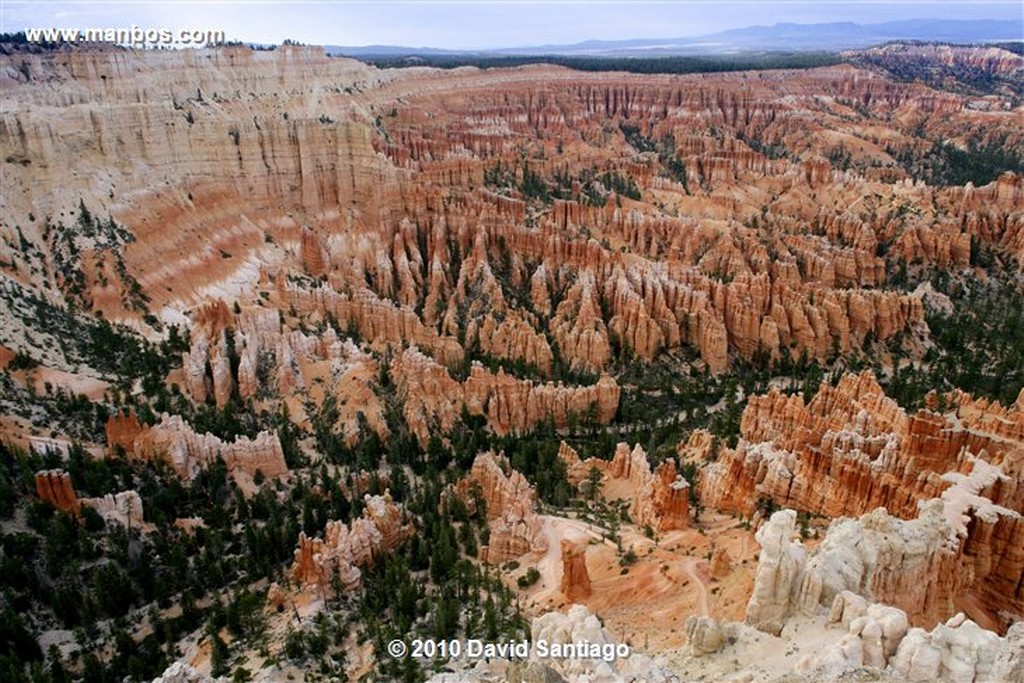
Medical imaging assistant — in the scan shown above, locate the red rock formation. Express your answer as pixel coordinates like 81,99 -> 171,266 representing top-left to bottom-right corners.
233,306 -> 286,400
35,470 -> 79,515
284,284 -> 464,368
632,458 -> 690,533
176,299 -> 394,438
5,47 -> 981,391
434,235 -> 556,374
266,582 -> 286,610
608,442 -> 635,480
129,415 -> 288,484
392,347 -> 620,443
291,491 -> 412,592
803,159 -> 832,188
363,489 -> 412,550
700,371 -> 1022,520
9,50 -> 1014,490
3,41 -> 1024,674
560,539 -> 592,602
452,452 -> 547,564
677,429 -> 716,465
463,365 -> 619,436
551,271 -> 612,373
752,459 -> 1024,635
105,409 -> 144,455
174,517 -> 206,535
530,264 -> 553,317
856,42 -> 1024,82
704,372 -> 1024,632
390,347 -> 466,444
948,388 -> 1024,449
607,443 -> 690,531
300,226 -> 327,278
558,441 -> 590,486
468,313 -> 554,376
176,300 -> 238,407
710,545 -> 732,580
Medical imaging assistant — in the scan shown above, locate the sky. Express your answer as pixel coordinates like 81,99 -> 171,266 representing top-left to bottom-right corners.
2,1 -> 1022,50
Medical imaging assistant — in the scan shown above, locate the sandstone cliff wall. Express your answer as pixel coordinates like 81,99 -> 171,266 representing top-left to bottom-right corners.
9,47 -> 1012,381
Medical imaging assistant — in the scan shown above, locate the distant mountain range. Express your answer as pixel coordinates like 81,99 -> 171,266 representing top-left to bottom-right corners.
327,19 -> 1023,58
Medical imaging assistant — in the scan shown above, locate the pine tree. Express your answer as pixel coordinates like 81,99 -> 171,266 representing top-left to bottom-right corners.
210,633 -> 230,676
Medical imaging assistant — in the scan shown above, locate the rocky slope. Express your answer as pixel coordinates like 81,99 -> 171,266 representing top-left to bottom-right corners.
5,46 -> 1020,388
1,42 -> 1022,683
3,45 -> 1022,466
696,371 -> 1024,633
660,505 -> 1022,683
847,42 -> 1024,96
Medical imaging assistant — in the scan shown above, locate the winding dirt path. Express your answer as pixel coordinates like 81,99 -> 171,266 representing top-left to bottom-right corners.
680,557 -> 709,617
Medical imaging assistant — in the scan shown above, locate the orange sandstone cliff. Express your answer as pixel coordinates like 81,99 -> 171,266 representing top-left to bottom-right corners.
701,372 -> 1024,632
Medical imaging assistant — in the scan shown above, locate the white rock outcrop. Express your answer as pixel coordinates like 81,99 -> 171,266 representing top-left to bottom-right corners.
889,613 -> 1018,683
426,605 -> 679,683
802,598 -> 909,676
81,490 -> 145,528
745,509 -> 806,635
740,507 -> 1024,683
532,605 -> 678,682
150,662 -> 214,683
685,615 -> 725,656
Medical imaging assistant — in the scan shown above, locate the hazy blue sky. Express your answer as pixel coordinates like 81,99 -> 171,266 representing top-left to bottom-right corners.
3,1 -> 1021,49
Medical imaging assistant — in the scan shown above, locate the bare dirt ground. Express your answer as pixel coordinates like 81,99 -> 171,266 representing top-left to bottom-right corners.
31,367 -> 110,400
512,509 -> 760,654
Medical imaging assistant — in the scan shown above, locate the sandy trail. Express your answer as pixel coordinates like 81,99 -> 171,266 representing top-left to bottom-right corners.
681,558 -> 709,617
